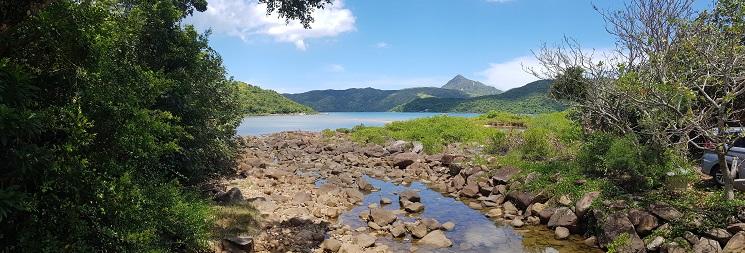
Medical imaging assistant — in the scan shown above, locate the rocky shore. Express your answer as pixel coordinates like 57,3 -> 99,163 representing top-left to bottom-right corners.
210,131 -> 745,253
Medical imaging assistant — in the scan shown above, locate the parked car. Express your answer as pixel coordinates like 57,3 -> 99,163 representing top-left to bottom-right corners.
701,128 -> 745,186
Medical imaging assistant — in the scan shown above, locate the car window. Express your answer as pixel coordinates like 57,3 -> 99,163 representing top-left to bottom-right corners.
735,138 -> 745,148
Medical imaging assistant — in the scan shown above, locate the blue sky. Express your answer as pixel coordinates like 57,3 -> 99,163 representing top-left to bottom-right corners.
187,0 -> 704,93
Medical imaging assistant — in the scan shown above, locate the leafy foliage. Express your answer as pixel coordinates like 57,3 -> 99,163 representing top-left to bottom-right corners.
0,0 -> 244,251
236,82 -> 314,115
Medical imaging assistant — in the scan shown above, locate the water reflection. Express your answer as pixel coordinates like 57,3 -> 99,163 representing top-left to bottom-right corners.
335,176 -> 600,253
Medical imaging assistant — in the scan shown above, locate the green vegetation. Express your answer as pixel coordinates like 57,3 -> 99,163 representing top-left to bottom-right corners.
237,82 -> 314,115
441,74 -> 502,97
0,0 -> 323,251
393,80 -> 566,114
285,87 -> 471,112
348,110 -> 743,237
351,115 -> 500,153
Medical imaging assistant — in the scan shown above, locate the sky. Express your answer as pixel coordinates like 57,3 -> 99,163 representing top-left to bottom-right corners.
186,0 -> 703,93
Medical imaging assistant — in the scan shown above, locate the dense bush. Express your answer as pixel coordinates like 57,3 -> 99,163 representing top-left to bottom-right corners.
577,133 -> 687,192
0,0 -> 242,251
520,112 -> 580,160
237,82 -> 315,115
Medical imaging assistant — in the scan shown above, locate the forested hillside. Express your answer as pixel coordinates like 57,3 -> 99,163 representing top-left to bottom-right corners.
285,87 -> 470,111
237,82 -> 314,115
392,80 -> 565,114
441,74 -> 502,96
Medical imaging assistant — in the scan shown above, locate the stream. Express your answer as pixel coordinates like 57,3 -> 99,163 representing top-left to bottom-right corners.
334,176 -> 601,253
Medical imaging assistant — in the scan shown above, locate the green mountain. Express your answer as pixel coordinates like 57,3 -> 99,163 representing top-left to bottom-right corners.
237,82 -> 315,115
441,74 -> 502,96
392,80 -> 565,114
284,87 -> 470,112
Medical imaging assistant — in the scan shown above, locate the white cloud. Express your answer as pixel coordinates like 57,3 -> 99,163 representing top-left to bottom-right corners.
374,42 -> 389,48
327,64 -> 345,72
478,56 -> 541,91
187,0 -> 355,50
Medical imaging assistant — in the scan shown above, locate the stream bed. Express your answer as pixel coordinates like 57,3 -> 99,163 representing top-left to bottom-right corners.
335,176 -> 601,253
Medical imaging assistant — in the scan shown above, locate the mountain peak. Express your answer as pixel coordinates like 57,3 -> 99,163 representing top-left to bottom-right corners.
442,75 -> 502,97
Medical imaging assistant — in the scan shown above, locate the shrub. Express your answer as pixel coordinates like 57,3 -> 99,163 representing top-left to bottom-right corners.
578,133 -> 683,192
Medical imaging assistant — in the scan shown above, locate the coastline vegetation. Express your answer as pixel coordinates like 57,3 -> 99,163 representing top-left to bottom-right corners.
237,81 -> 315,115
347,110 -> 744,240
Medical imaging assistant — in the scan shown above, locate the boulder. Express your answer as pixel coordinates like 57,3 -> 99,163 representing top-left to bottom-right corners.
357,178 -> 374,191
584,236 -> 598,247
390,223 -> 407,238
222,236 -> 254,253
555,227 -> 570,240
451,174 -> 466,190
370,208 -> 397,226
321,238 -> 342,252
693,238 -> 722,253
355,234 -> 376,248
421,218 -> 441,231
526,216 -> 541,226
649,203 -> 683,221
575,191 -> 600,219
598,212 -> 646,253
417,230 -> 453,248
506,191 -> 548,210
724,231 -> 745,253
386,140 -> 408,153
547,207 -> 578,230
291,191 -> 311,205
628,209 -> 659,236
215,187 -> 244,204
402,201 -> 424,213
393,152 -> 418,169
407,222 -> 428,239
398,189 -> 421,204
486,208 -> 503,218
727,223 -> 745,234
338,243 -> 364,253
460,182 -> 480,198
646,236 -> 665,251
345,188 -> 364,203
412,141 -> 424,153
510,218 -> 525,227
705,228 -> 733,245
442,221 -> 455,231
491,166 -> 520,185
538,207 -> 556,223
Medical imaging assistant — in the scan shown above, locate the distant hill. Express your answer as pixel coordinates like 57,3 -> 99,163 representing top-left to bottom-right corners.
237,82 -> 315,115
441,74 -> 502,97
391,80 -> 565,114
284,87 -> 470,112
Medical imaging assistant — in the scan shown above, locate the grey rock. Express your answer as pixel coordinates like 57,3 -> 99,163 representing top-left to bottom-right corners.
417,230 -> 453,248
693,238 -> 722,253
547,207 -> 578,230
555,227 -> 570,240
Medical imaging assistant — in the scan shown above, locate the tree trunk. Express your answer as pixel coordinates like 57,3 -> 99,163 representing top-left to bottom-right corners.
718,150 -> 735,200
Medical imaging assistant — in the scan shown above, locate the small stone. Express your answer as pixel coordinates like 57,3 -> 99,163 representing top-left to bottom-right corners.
421,218 -> 441,231
368,221 -> 382,230
584,236 -> 598,247
555,227 -> 570,240
558,195 -> 572,206
380,197 -> 392,205
390,224 -> 406,237
468,202 -> 483,210
368,203 -> 378,209
526,216 -> 541,226
442,221 -> 455,231
486,208 -> 503,218
510,218 -> 524,228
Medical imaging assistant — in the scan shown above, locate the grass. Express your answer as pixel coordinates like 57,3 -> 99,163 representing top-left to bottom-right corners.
211,203 -> 262,239
347,110 -> 743,239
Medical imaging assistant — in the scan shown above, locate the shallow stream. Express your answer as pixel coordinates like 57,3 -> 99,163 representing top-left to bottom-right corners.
335,176 -> 602,253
